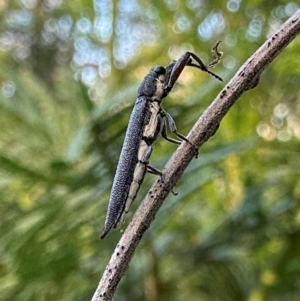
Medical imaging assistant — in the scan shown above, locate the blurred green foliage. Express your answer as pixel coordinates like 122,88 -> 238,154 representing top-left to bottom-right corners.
0,0 -> 300,300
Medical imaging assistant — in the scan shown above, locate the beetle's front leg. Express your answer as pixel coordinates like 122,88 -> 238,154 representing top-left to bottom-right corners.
164,41 -> 223,95
207,40 -> 223,68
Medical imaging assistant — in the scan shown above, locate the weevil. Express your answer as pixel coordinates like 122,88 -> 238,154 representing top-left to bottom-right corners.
101,41 -> 223,238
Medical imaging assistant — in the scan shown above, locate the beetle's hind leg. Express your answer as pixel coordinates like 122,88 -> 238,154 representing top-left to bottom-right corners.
147,165 -> 178,195
147,165 -> 162,176
147,165 -> 165,186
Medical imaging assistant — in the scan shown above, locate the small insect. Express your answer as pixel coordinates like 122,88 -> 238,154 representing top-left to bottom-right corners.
101,42 -> 223,238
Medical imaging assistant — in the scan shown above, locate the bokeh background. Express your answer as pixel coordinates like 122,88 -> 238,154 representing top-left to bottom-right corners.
1,1 -> 300,300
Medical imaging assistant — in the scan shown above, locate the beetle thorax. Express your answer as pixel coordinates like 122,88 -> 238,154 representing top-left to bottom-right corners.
152,74 -> 165,102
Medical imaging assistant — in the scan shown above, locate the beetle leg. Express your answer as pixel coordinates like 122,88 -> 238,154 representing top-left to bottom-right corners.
147,165 -> 162,176
164,52 -> 194,94
162,111 -> 199,158
141,143 -> 153,163
208,40 -> 223,68
187,53 -> 222,81
171,189 -> 178,196
147,166 -> 178,195
147,165 -> 166,183
189,41 -> 223,70
164,41 -> 223,95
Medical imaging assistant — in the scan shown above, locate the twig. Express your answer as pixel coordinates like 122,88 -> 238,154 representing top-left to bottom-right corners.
92,9 -> 300,301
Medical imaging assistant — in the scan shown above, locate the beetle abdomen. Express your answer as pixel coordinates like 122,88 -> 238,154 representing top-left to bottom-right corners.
101,96 -> 150,238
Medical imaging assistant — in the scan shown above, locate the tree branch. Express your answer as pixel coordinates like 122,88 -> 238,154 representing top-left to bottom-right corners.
92,9 -> 300,301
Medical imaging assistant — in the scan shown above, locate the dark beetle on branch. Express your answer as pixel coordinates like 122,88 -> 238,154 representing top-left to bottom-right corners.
101,42 -> 223,239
